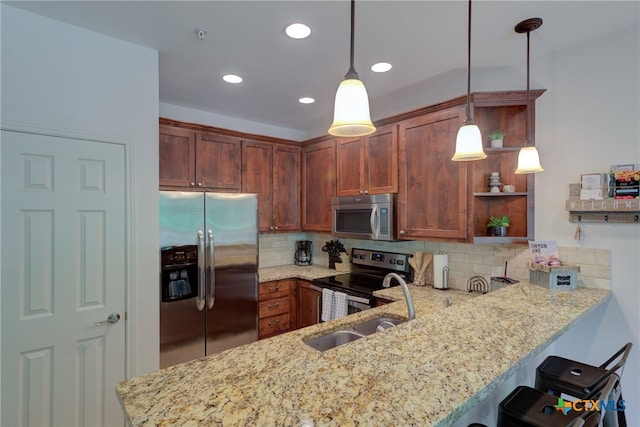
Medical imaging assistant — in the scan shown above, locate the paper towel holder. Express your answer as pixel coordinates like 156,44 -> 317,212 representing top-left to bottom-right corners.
433,252 -> 449,290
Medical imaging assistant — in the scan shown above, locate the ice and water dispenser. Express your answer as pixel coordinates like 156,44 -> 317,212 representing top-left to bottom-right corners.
160,245 -> 198,301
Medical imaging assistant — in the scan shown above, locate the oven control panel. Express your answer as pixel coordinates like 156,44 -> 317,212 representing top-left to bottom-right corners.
351,248 -> 410,273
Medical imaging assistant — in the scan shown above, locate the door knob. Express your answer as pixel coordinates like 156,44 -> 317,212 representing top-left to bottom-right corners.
94,312 -> 121,326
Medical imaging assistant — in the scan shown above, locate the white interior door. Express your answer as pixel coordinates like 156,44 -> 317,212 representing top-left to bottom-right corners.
1,130 -> 127,426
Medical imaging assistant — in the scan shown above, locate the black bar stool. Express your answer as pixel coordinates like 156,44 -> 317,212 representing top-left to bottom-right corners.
535,342 -> 632,426
498,373 -> 619,427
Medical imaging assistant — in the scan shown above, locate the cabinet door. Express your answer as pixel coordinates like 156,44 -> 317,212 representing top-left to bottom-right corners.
273,145 -> 301,231
398,107 -> 468,240
364,124 -> 398,194
159,126 -> 195,188
302,140 -> 336,231
196,133 -> 241,191
297,280 -> 321,328
242,140 -> 273,232
336,136 -> 364,196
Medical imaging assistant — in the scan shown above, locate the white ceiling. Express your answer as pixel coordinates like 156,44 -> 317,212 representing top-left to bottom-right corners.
6,1 -> 639,140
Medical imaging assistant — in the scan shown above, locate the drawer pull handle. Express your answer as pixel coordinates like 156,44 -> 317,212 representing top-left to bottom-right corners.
267,285 -> 279,292
268,320 -> 280,326
268,302 -> 280,309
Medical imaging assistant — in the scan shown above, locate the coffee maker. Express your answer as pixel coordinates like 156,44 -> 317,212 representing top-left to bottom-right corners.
294,240 -> 312,266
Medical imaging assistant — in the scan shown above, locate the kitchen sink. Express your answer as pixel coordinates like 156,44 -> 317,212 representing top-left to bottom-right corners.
350,316 -> 405,336
303,316 -> 406,352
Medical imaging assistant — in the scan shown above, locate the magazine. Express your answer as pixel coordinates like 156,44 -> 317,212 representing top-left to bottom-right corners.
528,240 -> 561,266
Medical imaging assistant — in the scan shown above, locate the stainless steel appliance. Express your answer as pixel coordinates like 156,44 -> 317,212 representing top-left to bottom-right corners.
332,193 -> 396,241
159,191 -> 258,368
294,240 -> 312,266
311,248 -> 412,321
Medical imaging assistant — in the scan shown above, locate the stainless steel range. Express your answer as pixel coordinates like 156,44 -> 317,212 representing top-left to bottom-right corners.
312,248 -> 413,315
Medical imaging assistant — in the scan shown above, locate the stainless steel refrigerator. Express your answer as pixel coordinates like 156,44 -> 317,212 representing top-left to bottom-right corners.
159,191 -> 258,368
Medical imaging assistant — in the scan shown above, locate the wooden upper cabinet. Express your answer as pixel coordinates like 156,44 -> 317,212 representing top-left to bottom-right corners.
242,140 -> 301,232
242,140 -> 273,231
336,136 -> 364,196
336,124 -> 398,196
159,126 -> 196,188
272,144 -> 301,232
196,133 -> 241,191
159,125 -> 241,191
397,106 -> 468,240
364,124 -> 398,194
302,139 -> 336,232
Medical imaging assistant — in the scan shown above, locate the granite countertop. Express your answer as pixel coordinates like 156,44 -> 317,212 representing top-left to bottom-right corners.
116,279 -> 610,426
258,264 -> 336,282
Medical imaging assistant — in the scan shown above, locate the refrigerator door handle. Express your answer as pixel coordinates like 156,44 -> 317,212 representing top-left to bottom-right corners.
207,229 -> 215,309
196,230 -> 206,311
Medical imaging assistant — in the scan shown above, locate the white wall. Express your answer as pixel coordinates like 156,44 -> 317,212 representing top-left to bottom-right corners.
0,4 -> 160,379
535,23 -> 640,423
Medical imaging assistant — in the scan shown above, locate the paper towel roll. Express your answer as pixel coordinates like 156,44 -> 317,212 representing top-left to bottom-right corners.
433,254 -> 449,289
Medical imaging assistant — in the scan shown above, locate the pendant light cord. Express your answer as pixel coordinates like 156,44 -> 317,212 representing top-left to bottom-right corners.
346,0 -> 358,79
525,29 -> 531,146
464,0 -> 473,124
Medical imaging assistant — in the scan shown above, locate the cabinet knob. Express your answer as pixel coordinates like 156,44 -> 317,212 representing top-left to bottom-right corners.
274,226 -> 278,231
399,230 -> 405,235
190,182 -> 195,187
197,182 -> 203,187
269,226 -> 274,231
363,190 -> 369,194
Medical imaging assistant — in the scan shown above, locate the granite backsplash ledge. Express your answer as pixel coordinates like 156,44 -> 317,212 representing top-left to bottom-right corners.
259,233 -> 611,290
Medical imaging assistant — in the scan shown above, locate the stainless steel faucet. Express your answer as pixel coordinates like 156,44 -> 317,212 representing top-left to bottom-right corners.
382,272 -> 416,320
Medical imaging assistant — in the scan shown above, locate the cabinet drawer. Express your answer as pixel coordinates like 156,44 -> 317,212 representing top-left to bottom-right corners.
259,313 -> 290,337
258,296 -> 289,318
258,281 -> 290,299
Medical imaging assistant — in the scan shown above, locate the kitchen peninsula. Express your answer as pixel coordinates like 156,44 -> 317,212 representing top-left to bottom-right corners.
116,283 -> 609,426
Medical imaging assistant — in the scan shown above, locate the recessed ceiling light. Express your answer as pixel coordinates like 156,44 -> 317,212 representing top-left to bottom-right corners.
371,62 -> 392,73
285,23 -> 311,39
298,97 -> 315,104
222,74 -> 243,84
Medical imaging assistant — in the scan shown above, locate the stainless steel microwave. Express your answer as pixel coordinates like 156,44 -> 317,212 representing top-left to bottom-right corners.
332,193 -> 396,241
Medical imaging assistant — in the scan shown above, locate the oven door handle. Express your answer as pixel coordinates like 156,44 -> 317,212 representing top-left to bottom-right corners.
310,284 -> 370,306
345,294 -> 370,305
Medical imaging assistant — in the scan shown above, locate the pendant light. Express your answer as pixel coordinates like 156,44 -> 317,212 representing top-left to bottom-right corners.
328,0 -> 376,137
452,0 -> 486,161
514,18 -> 544,174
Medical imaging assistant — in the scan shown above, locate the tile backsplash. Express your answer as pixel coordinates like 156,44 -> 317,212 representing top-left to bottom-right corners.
259,233 -> 611,290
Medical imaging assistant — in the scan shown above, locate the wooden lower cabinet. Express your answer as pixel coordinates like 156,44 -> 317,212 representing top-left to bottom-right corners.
258,279 -> 296,339
297,279 -> 321,328
375,297 -> 394,307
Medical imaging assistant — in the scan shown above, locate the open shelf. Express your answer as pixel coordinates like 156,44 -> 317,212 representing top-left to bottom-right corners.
566,197 -> 640,223
474,192 -> 528,197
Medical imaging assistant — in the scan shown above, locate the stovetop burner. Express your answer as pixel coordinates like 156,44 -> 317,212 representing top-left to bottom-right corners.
312,248 -> 413,300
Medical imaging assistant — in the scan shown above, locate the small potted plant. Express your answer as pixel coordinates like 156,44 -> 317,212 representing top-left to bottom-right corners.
488,130 -> 505,148
487,214 -> 511,237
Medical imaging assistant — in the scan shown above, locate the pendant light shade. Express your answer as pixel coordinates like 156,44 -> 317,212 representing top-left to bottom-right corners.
329,77 -> 375,136
515,146 -> 543,174
452,0 -> 486,161
328,0 -> 375,137
453,122 -> 485,161
514,18 -> 544,174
